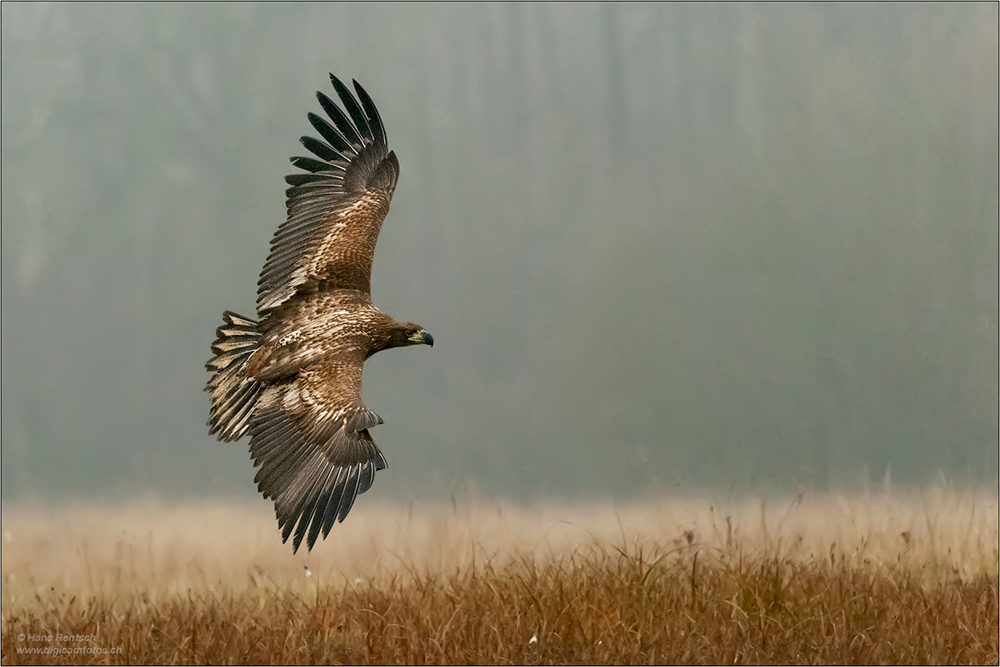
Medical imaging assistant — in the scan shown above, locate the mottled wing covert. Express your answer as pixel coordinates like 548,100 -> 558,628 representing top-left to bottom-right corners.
256,74 -> 400,314
248,350 -> 387,552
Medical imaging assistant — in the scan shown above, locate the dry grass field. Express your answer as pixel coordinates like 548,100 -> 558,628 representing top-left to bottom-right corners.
2,487 -> 997,664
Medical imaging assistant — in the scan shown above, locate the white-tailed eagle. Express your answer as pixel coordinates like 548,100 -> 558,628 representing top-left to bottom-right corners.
206,75 -> 433,553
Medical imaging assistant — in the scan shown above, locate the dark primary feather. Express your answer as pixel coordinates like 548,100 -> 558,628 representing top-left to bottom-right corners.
330,76 -> 372,146
300,135 -> 347,164
353,82 -> 388,149
316,89 -> 363,150
256,76 -> 400,314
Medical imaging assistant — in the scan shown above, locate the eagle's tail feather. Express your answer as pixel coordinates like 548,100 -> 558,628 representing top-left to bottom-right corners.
206,311 -> 263,442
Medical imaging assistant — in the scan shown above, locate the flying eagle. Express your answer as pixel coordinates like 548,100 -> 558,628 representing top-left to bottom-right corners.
206,75 -> 433,553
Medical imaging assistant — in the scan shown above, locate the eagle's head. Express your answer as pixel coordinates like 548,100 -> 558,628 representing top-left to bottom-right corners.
396,323 -> 434,348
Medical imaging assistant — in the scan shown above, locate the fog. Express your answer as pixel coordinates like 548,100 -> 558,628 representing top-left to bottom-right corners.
2,3 -> 997,505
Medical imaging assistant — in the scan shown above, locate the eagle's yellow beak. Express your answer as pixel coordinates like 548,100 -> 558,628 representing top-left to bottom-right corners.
409,330 -> 434,347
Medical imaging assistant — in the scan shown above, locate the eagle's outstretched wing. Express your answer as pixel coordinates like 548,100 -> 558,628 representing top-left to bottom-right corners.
248,349 -> 387,553
256,75 -> 400,314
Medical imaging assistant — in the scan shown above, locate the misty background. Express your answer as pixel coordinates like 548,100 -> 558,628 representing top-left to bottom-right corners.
2,4 -> 997,505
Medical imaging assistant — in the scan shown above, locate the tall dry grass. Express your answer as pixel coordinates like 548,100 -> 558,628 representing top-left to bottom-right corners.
2,488 -> 997,664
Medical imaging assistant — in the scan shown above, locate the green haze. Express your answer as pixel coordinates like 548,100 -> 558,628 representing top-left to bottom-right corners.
2,3 -> 997,502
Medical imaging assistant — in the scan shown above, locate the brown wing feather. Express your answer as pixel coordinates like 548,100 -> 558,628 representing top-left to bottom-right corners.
248,350 -> 386,553
256,75 -> 399,314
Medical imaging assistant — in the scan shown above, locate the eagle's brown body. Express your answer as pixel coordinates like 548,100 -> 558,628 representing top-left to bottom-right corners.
206,76 -> 432,553
248,291 -> 399,379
